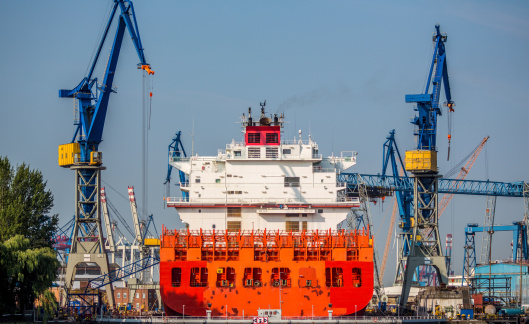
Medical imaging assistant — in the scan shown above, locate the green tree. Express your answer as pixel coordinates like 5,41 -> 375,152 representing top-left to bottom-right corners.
0,156 -> 59,313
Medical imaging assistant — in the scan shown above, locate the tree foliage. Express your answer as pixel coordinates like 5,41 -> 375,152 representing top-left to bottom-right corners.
0,156 -> 59,313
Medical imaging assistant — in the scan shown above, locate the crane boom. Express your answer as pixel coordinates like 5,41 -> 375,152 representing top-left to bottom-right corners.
59,0 -> 154,160
380,199 -> 398,283
438,136 -> 489,216
128,186 -> 143,245
101,187 -> 116,254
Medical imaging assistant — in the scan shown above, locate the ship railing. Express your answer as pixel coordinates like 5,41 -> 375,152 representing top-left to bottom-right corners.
166,197 -> 360,204
312,166 -> 336,173
169,153 -> 220,162
166,197 -> 190,203
226,141 -> 245,149
168,154 -> 190,163
281,139 -> 311,145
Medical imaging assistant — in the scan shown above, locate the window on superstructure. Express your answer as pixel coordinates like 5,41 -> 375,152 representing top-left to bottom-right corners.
234,151 -> 241,157
227,207 -> 241,217
195,178 -> 200,183
286,213 -> 299,217
227,221 -> 241,232
171,268 -> 181,287
286,221 -> 299,232
190,267 -> 208,287
266,147 -> 278,158
248,147 -> 260,158
266,133 -> 278,144
216,179 -> 221,184
248,133 -> 260,143
284,177 -> 299,187
352,268 -> 362,287
325,267 -> 344,287
302,213 -> 307,217
302,221 -> 307,230
282,149 -> 291,155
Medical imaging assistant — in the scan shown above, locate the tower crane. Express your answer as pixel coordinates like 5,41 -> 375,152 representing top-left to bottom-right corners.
57,0 -> 153,310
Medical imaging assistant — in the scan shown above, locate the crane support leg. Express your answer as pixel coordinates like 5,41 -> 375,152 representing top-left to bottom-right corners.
399,174 -> 447,309
62,166 -> 115,309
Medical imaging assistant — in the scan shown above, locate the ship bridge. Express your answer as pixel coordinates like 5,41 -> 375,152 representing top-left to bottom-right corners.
166,107 -> 358,232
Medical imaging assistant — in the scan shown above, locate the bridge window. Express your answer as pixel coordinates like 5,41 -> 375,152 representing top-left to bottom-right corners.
248,147 -> 261,158
266,133 -> 278,144
248,133 -> 260,144
266,147 -> 278,158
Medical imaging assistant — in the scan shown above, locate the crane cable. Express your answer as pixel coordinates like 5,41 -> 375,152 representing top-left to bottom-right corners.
447,102 -> 455,161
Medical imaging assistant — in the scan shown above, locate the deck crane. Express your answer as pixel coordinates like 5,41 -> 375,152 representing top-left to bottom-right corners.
57,0 -> 153,309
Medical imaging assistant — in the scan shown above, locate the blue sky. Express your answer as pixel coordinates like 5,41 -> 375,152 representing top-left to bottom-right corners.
1,1 -> 528,286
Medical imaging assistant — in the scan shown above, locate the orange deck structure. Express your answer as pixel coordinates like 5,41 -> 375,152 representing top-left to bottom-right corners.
160,226 -> 373,317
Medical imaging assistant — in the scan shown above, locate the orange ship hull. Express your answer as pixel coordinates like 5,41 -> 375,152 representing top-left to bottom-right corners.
160,227 -> 373,317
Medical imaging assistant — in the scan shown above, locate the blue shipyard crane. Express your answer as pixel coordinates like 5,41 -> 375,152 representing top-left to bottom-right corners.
341,25 -> 528,309
399,25 -> 452,307
57,0 -> 153,309
463,222 -> 528,287
340,173 -> 526,198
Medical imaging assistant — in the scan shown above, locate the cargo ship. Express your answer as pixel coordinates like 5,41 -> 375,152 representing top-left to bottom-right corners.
160,104 -> 374,317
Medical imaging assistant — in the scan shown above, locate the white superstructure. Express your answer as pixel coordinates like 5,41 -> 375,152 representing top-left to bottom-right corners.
167,106 -> 359,232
